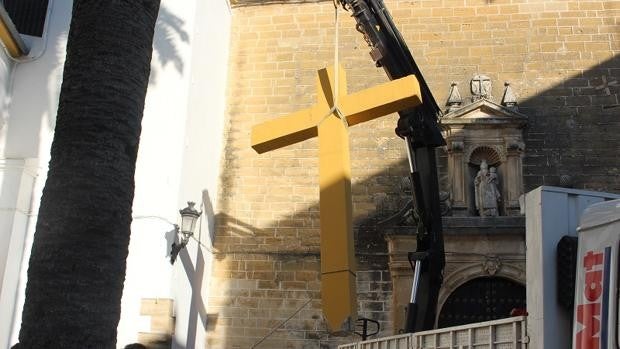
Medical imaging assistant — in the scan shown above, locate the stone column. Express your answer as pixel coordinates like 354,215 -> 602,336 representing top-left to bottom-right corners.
504,139 -> 524,214
385,234 -> 416,334
447,138 -> 466,212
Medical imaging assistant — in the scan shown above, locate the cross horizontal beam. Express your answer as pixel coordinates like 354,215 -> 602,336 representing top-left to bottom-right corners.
251,73 -> 421,154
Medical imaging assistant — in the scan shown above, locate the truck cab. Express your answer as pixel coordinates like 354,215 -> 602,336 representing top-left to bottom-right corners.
573,199 -> 620,349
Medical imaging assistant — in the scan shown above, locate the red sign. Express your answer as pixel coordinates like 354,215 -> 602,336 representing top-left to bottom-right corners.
575,249 -> 610,349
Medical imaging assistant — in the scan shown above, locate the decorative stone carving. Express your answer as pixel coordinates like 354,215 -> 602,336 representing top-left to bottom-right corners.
439,191 -> 452,216
471,74 -> 492,101
501,82 -> 518,111
375,177 -> 419,227
467,145 -> 503,167
378,174 -> 454,229
449,140 -> 464,152
593,75 -> 619,96
441,82 -> 527,216
482,256 -> 502,276
507,141 -> 525,152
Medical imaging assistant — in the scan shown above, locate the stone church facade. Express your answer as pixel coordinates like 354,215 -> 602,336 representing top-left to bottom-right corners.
208,0 -> 619,348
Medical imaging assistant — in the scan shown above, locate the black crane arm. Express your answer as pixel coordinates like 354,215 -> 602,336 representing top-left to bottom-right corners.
340,0 -> 446,333
343,0 -> 444,147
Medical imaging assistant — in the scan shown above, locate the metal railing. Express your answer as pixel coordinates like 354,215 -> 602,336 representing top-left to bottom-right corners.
339,316 -> 528,349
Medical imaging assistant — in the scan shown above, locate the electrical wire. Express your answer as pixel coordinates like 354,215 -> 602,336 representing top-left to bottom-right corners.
250,298 -> 313,348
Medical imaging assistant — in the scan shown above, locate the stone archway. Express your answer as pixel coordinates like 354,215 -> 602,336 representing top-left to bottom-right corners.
438,276 -> 525,327
386,234 -> 526,333
436,263 -> 525,327
438,262 -> 525,315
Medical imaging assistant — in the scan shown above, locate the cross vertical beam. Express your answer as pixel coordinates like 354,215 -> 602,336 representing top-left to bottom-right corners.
318,114 -> 357,330
316,67 -> 357,330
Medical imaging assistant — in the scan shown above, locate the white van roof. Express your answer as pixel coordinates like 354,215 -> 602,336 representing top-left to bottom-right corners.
578,198 -> 620,231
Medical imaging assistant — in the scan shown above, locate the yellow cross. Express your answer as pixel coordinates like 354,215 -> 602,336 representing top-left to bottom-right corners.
251,64 -> 422,331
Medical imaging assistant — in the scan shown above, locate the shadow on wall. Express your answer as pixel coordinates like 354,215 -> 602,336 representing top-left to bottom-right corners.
172,189 -> 218,349
0,2 -> 190,347
208,50 -> 620,347
178,248 -> 208,349
164,225 -> 179,260
518,54 -> 620,192
201,190 -> 217,246
149,6 -> 189,85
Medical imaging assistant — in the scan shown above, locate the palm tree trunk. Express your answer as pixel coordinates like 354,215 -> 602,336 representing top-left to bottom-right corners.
14,1 -> 160,347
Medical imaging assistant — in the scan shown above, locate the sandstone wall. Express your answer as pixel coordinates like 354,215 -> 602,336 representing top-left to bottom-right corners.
208,1 -> 619,348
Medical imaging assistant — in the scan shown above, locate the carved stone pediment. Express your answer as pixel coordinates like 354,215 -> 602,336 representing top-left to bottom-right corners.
441,99 -> 527,127
440,96 -> 527,217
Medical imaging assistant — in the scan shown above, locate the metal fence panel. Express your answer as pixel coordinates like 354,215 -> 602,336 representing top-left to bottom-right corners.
340,317 -> 528,349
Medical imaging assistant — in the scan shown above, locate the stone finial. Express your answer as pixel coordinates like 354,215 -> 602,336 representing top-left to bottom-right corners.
446,82 -> 463,113
501,82 -> 518,110
471,74 -> 492,101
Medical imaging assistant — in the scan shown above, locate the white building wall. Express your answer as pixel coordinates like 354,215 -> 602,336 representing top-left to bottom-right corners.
119,0 -> 232,348
0,158 -> 38,349
0,0 -> 71,346
117,0 -> 196,345
0,36 -> 18,349
172,0 -> 232,347
0,0 -> 231,348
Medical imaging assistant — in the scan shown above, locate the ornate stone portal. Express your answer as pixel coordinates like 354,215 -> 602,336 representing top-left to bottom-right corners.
386,231 -> 526,332
383,75 -> 528,332
441,79 -> 527,217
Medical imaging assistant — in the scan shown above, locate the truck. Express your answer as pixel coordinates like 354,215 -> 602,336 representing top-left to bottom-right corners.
340,187 -> 620,349
572,197 -> 619,349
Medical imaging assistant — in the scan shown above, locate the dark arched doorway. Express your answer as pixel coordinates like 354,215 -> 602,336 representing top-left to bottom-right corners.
438,277 -> 526,328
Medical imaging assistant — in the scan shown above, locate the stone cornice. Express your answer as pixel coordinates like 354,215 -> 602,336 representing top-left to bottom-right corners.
441,98 -> 528,128
381,216 -> 525,236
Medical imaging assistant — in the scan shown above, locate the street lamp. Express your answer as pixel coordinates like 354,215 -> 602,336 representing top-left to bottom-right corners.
170,201 -> 202,264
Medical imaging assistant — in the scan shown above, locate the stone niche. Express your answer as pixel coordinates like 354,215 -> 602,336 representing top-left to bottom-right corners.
441,83 -> 527,217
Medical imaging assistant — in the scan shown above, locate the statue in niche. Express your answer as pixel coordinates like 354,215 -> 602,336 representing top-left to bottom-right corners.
474,160 -> 501,216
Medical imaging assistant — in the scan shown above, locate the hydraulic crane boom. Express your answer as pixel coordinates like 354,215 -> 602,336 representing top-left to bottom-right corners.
339,0 -> 446,332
